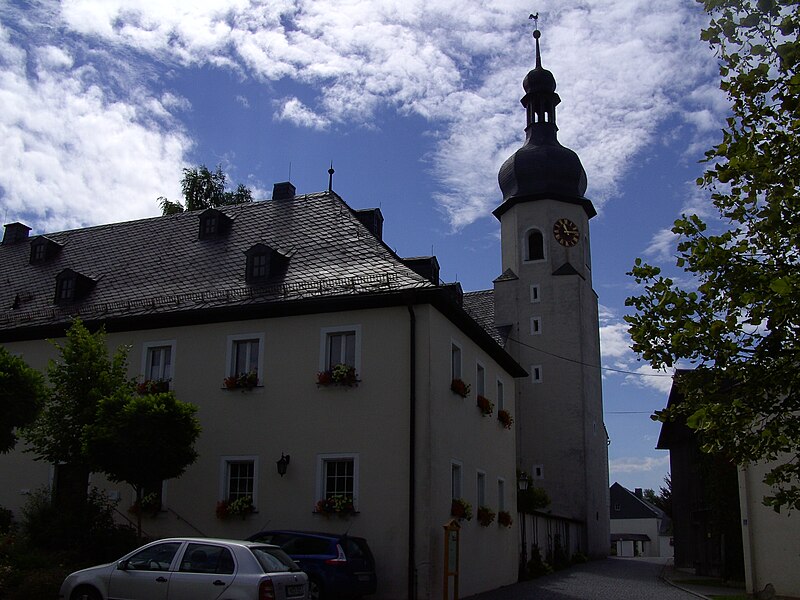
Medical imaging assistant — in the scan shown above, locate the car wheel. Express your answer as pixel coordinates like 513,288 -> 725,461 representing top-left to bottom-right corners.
308,577 -> 324,600
71,586 -> 102,600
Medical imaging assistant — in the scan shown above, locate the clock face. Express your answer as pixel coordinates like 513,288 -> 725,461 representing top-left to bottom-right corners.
553,218 -> 580,247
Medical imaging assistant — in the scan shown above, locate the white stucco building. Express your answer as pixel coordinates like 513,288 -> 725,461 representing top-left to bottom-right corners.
0,189 -> 525,599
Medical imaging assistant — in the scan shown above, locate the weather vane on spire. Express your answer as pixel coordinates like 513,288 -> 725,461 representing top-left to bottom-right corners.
529,12 -> 542,66
529,12 -> 541,38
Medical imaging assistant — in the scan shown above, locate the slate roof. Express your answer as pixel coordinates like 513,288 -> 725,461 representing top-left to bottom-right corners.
0,192 -> 434,335
463,289 -> 509,346
0,191 -> 528,377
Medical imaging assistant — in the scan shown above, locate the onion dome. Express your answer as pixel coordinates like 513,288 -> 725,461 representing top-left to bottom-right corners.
495,28 -> 595,219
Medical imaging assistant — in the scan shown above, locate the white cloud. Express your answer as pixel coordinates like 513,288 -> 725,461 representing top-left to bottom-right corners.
644,227 -> 678,261
610,455 -> 670,475
600,321 -> 632,360
0,0 -> 724,231
0,21 -> 190,232
274,97 -> 329,130
624,364 -> 675,395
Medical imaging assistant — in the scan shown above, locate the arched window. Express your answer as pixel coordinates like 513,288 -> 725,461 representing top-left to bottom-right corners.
526,229 -> 545,261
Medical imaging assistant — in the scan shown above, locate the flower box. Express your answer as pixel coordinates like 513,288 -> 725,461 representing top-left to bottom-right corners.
128,492 -> 162,517
450,378 -> 470,398
477,505 -> 496,527
498,510 -> 513,528
224,371 -> 258,390
315,495 -> 355,515
476,394 -> 494,416
317,364 -> 359,387
497,409 -> 514,429
450,498 -> 472,521
216,496 -> 255,519
136,379 -> 170,395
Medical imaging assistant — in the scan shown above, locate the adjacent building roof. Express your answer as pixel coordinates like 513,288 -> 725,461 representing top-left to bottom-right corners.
610,482 -> 671,535
463,290 -> 510,346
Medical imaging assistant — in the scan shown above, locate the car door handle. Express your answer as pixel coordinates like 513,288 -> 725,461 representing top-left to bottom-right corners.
213,580 -> 226,586
156,576 -> 168,583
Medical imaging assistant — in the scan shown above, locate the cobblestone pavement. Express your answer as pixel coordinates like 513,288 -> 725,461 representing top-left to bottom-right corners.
464,557 -> 714,600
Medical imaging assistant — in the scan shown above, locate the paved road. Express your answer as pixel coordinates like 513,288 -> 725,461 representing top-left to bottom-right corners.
464,557 -> 703,600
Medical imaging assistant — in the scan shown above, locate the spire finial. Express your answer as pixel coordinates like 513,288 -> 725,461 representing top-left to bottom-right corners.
328,162 -> 335,192
529,13 -> 542,69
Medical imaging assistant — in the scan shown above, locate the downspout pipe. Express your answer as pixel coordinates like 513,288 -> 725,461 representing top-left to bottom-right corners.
407,304 -> 417,600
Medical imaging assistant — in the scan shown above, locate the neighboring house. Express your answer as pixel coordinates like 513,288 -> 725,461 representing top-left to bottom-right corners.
609,482 -> 672,558
659,374 -> 800,597
738,459 -> 800,597
656,372 -> 745,582
0,187 -> 525,600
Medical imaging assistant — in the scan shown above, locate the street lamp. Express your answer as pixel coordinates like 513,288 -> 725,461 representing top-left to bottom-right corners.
518,472 -> 530,579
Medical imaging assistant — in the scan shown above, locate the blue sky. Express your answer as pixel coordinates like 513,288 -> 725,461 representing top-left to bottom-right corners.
0,1 -> 728,494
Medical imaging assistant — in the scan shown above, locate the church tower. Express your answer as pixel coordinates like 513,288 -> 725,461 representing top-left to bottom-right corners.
493,24 -> 609,558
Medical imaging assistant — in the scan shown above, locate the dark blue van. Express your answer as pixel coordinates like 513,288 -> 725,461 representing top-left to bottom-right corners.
248,530 -> 376,599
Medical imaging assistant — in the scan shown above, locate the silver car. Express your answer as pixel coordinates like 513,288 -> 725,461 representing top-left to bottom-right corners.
58,537 -> 309,600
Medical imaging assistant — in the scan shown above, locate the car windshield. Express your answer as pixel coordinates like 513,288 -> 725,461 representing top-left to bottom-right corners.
250,546 -> 301,573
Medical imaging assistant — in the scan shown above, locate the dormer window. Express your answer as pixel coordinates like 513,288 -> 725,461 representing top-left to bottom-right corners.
54,269 -> 95,305
55,273 -> 76,303
198,208 -> 231,239
30,236 -> 62,264
245,243 -> 289,283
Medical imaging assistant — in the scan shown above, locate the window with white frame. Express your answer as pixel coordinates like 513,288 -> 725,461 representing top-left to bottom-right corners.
498,478 -> 506,511
320,325 -> 361,372
530,284 -> 541,303
227,333 -> 264,382
531,317 -> 542,335
317,454 -> 359,507
531,365 -> 543,383
142,341 -> 175,383
476,471 -> 486,507
220,456 -> 258,506
476,363 -> 485,396
497,379 -> 505,411
451,461 -> 463,500
451,343 -> 462,380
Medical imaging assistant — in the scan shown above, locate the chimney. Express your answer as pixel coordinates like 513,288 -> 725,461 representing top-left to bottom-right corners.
635,488 -> 643,499
3,222 -> 31,245
355,208 -> 384,241
272,181 -> 296,200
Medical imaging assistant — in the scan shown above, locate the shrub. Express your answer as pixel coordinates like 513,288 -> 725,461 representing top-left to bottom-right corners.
527,544 -> 553,578
0,507 -> 13,534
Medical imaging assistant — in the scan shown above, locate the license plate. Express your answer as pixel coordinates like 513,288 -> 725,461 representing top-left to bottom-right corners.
286,584 -> 304,597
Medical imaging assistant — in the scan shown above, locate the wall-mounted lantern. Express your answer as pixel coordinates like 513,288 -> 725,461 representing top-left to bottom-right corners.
276,453 -> 291,477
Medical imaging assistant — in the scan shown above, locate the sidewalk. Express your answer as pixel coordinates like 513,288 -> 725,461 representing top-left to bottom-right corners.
661,557 -> 748,599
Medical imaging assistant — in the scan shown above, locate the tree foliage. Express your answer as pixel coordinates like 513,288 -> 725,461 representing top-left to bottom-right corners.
23,319 -> 131,468
159,164 -> 253,214
0,347 -> 45,453
626,0 -> 800,510
643,474 -> 673,518
84,390 -> 201,536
